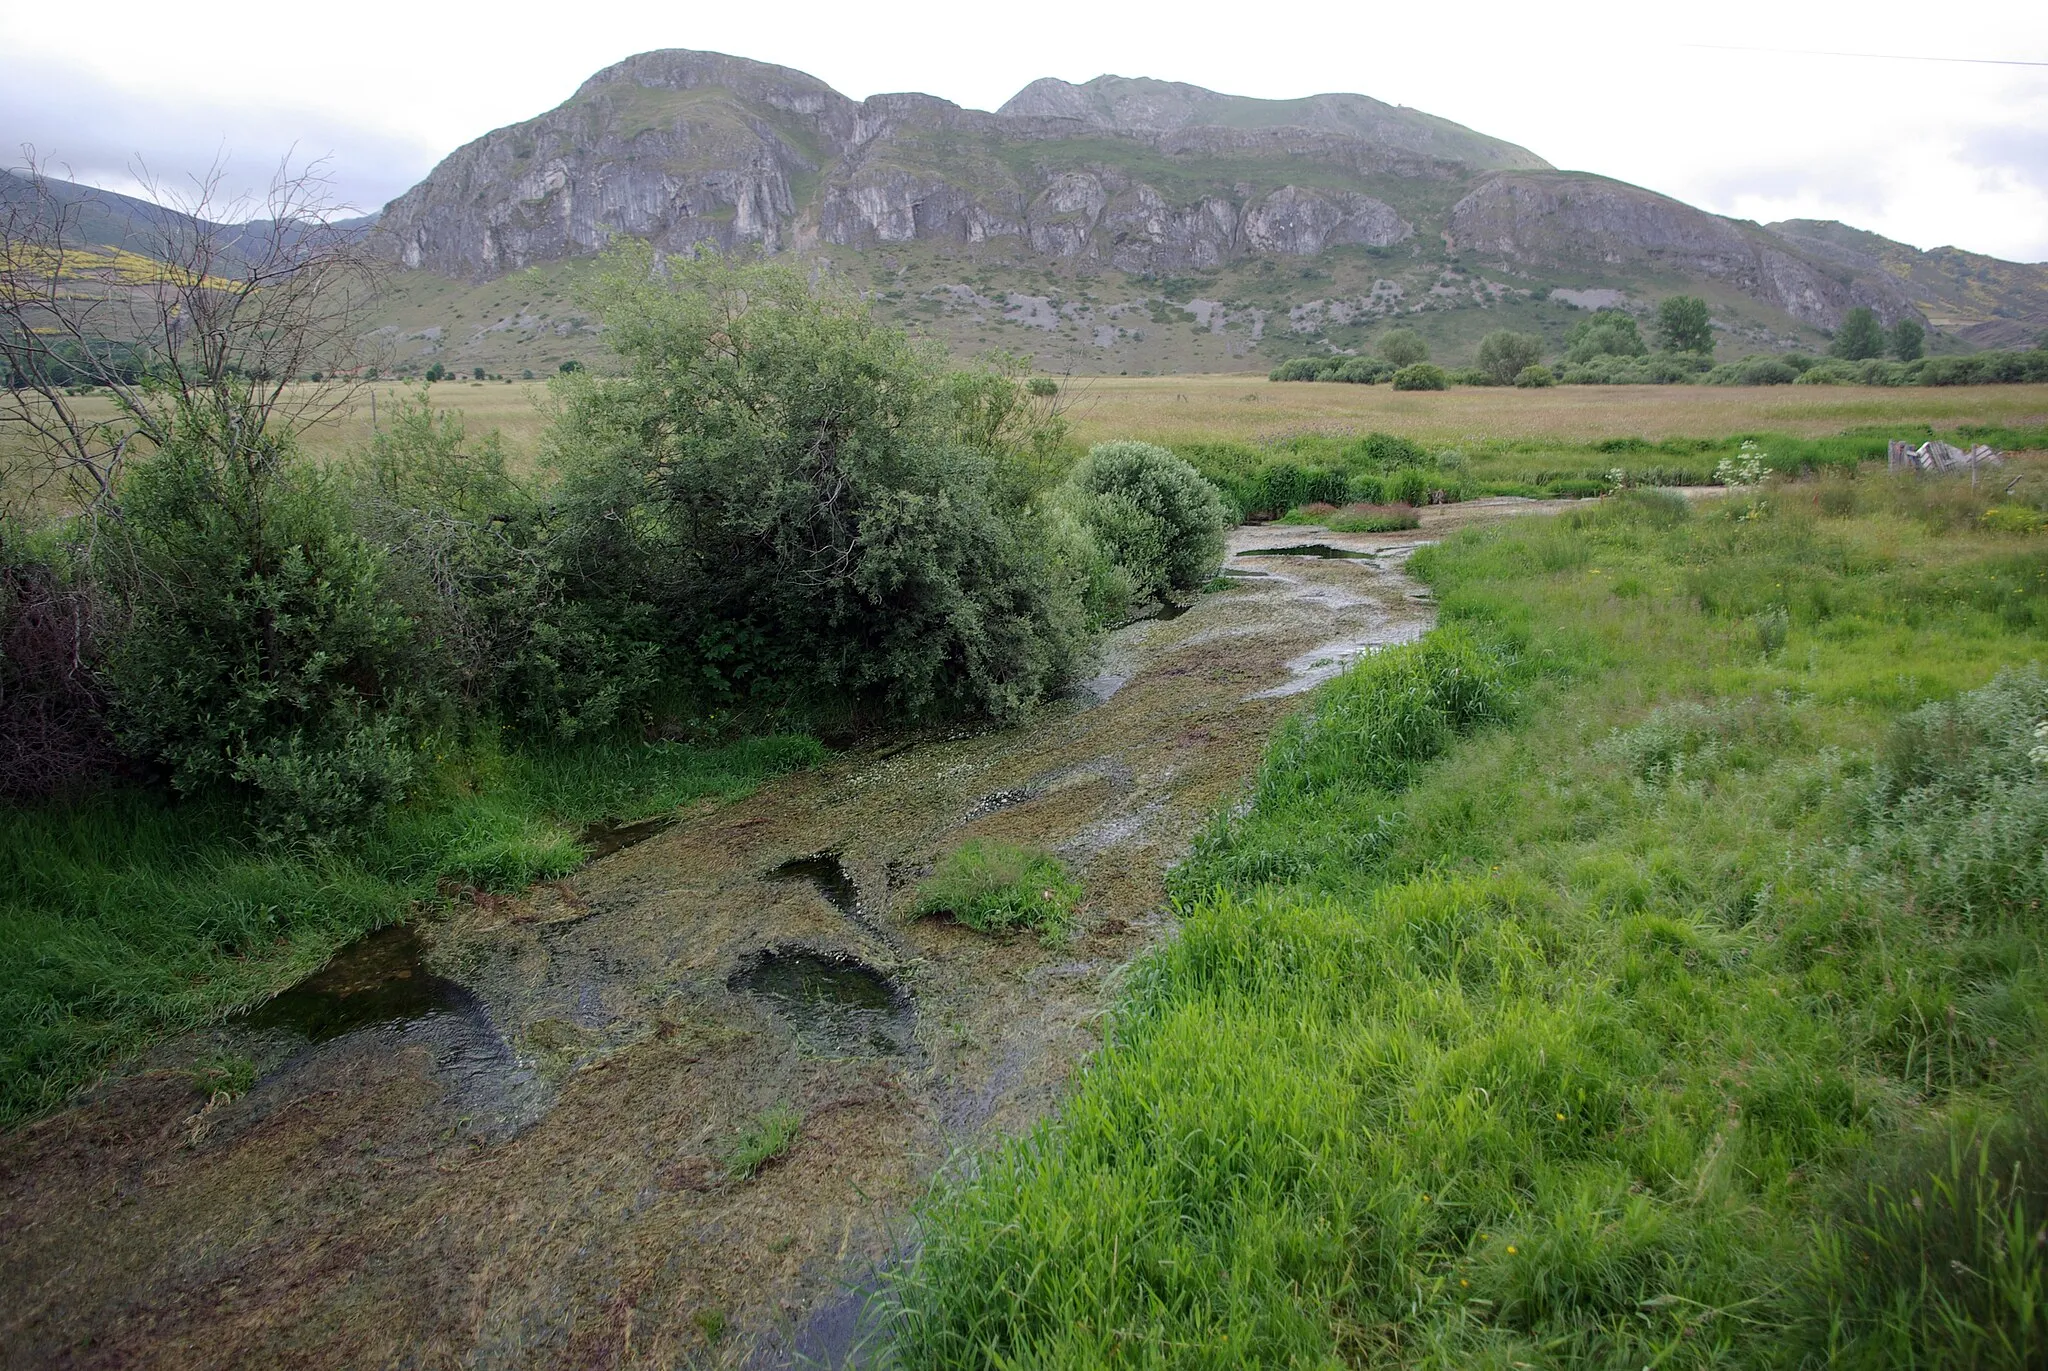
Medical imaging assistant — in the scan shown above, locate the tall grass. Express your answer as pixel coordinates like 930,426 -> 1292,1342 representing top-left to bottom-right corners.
0,733 -> 820,1125
890,471 -> 2048,1367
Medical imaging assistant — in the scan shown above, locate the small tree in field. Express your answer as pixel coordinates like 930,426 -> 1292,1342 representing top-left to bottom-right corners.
1831,307 -> 1885,361
1889,317 -> 1925,362
472,365 -> 485,380
1475,330 -> 1543,385
1378,328 -> 1428,367
1656,296 -> 1713,354
425,361 -> 447,382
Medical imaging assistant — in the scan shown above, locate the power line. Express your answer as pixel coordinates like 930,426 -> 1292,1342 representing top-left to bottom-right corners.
1685,42 -> 2048,67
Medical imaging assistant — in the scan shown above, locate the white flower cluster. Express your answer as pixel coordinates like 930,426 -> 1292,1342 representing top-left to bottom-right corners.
1714,440 -> 1769,488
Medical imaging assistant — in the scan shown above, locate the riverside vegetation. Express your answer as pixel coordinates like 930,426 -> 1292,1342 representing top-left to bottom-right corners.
889,467 -> 2048,1367
0,243 -> 1227,1125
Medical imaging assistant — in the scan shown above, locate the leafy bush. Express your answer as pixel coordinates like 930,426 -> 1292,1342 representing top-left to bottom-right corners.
1560,352 -> 1704,386
1025,376 -> 1059,397
1515,363 -> 1556,388
1059,440 -> 1228,602
1378,328 -> 1429,367
546,244 -> 1091,724
94,407 -> 430,837
1706,355 -> 1800,386
1564,309 -> 1647,364
1357,431 -> 1429,468
1269,356 -> 1335,382
1476,330 -> 1545,385
913,839 -> 1081,941
1392,362 -> 1448,391
1447,367 -> 1495,386
1332,355 -> 1394,384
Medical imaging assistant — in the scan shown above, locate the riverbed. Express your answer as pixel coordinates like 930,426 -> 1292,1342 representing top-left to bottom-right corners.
0,513 -> 1526,1369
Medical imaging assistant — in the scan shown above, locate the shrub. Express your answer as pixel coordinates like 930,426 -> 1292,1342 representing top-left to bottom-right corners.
1356,431 -> 1428,468
548,244 -> 1090,724
1025,376 -> 1059,397
557,359 -> 582,374
1377,328 -> 1429,367
1565,309 -> 1646,363
1515,363 -> 1556,388
521,369 -> 535,381
95,408 -> 430,837
1332,355 -> 1394,384
1706,355 -> 1799,386
1476,330 -> 1545,385
913,839 -> 1081,941
424,362 -> 446,382
1060,440 -> 1229,601
471,366 -> 485,381
1269,356 -> 1334,382
1446,367 -> 1493,386
1392,363 -> 1448,391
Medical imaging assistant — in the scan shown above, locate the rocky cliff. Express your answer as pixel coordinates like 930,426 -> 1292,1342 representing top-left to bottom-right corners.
1446,172 -> 1915,329
372,50 -> 1536,281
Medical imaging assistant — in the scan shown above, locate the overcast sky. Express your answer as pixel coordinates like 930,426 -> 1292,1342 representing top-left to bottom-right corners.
4,0 -> 2044,261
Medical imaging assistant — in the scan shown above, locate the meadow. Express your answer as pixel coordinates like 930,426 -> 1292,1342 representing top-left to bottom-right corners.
891,467 -> 2048,1367
13,378 -> 2042,495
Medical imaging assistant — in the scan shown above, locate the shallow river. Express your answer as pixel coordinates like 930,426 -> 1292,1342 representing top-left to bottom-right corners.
0,509 -> 1552,1369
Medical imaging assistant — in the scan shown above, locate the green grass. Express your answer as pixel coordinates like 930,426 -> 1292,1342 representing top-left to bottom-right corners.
1279,502 -> 1423,533
0,733 -> 822,1126
912,839 -> 1081,942
889,470 -> 2048,1367
725,1103 -> 804,1179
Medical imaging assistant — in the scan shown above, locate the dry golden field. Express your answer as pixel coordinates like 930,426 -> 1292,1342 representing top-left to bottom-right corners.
9,377 -> 2047,490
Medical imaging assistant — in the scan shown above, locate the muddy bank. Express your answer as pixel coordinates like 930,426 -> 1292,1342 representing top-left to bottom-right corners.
0,517 -> 1467,1370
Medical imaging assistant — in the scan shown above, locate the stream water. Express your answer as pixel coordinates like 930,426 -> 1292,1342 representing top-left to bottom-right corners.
0,516 -> 1470,1371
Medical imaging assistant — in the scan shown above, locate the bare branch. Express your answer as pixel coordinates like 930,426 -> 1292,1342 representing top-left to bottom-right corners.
2,146 -> 385,526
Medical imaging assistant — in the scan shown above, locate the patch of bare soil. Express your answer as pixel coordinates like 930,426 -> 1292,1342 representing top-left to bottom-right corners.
0,525 -> 1444,1370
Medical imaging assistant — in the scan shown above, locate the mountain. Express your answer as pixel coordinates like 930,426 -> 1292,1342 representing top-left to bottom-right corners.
371,50 -> 1547,283
18,53 -> 2042,376
1,168 -> 380,265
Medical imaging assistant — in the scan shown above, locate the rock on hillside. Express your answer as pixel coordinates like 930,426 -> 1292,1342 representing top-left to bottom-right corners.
373,49 -> 1534,280
1447,172 -> 1914,329
1765,219 -> 2048,350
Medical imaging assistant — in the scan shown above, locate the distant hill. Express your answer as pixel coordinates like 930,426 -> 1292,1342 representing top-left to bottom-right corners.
16,53 -> 2044,377
1,168 -> 380,266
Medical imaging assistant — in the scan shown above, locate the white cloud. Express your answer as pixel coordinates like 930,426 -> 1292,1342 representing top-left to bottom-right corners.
3,0 -> 2044,259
